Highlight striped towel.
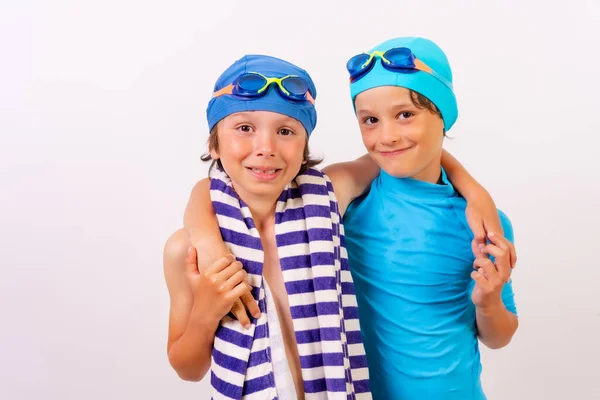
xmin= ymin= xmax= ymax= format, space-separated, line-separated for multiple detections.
xmin=208 ymin=167 xmax=371 ymax=400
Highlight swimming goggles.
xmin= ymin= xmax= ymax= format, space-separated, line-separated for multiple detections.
xmin=346 ymin=47 xmax=453 ymax=90
xmin=212 ymin=72 xmax=315 ymax=104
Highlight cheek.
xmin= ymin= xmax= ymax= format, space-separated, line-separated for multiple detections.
xmin=406 ymin=122 xmax=441 ymax=150
xmin=219 ymin=136 xmax=252 ymax=160
xmin=281 ymin=140 xmax=306 ymax=165
xmin=360 ymin=128 xmax=377 ymax=150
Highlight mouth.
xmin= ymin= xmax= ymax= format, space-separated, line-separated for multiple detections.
xmin=246 ymin=167 xmax=282 ymax=181
xmin=378 ymin=146 xmax=414 ymax=157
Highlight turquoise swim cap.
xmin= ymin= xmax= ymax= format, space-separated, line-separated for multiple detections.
xmin=349 ymin=37 xmax=458 ymax=132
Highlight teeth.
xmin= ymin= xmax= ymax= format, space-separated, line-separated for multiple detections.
xmin=252 ymin=168 xmax=276 ymax=174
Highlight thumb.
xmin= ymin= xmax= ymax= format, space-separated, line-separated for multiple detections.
xmin=185 ymin=246 xmax=199 ymax=275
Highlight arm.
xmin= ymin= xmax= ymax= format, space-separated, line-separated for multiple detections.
xmin=475 ymin=293 xmax=518 ymax=349
xmin=163 ymin=232 xmax=243 ymax=381
xmin=183 ymin=178 xmax=260 ymax=325
xmin=441 ymin=150 xmax=517 ymax=267
xmin=322 ymin=154 xmax=380 ymax=216
xmin=184 ymin=178 xmax=230 ymax=269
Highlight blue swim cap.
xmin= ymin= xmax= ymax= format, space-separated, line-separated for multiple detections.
xmin=206 ymin=55 xmax=317 ymax=137
xmin=350 ymin=37 xmax=458 ymax=132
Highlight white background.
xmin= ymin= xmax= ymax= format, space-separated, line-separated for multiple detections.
xmin=1 ymin=1 xmax=599 ymax=399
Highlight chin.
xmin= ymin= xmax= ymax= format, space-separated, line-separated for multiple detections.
xmin=374 ymin=159 xmax=413 ymax=178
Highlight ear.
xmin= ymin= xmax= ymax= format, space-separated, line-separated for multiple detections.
xmin=210 ymin=148 xmax=219 ymax=160
xmin=301 ymin=160 xmax=308 ymax=165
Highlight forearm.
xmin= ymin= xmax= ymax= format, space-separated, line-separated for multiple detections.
xmin=476 ymin=302 xmax=518 ymax=349
xmin=441 ymin=150 xmax=489 ymax=200
xmin=168 ymin=307 xmax=220 ymax=381
xmin=183 ymin=179 xmax=230 ymax=269
xmin=323 ymin=154 xmax=379 ymax=216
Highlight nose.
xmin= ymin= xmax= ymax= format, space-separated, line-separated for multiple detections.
xmin=379 ymin=121 xmax=401 ymax=146
xmin=254 ymin=131 xmax=276 ymax=158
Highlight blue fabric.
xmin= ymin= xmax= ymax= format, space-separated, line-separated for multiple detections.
xmin=207 ymin=54 xmax=317 ymax=136
xmin=349 ymin=37 xmax=459 ymax=132
xmin=343 ymin=168 xmax=517 ymax=400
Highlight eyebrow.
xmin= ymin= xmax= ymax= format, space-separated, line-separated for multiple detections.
xmin=228 ymin=113 xmax=302 ymax=129
xmin=390 ymin=102 xmax=414 ymax=109
xmin=356 ymin=102 xmax=415 ymax=116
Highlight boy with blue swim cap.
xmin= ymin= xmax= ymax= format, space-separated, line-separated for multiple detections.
xmin=344 ymin=37 xmax=519 ymax=399
xmin=164 ymin=54 xmax=373 ymax=400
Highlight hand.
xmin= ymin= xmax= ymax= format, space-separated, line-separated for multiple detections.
xmin=466 ymin=192 xmax=517 ymax=268
xmin=185 ymin=247 xmax=260 ymax=329
xmin=471 ymin=232 xmax=512 ymax=310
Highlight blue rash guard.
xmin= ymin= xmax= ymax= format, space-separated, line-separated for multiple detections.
xmin=343 ymin=168 xmax=517 ymax=400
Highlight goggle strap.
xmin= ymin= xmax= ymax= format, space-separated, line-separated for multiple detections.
xmin=414 ymin=59 xmax=432 ymax=74
xmin=212 ymin=84 xmax=234 ymax=98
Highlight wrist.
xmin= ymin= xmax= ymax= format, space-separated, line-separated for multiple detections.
xmin=476 ymin=299 xmax=506 ymax=317
xmin=464 ymin=183 xmax=489 ymax=201
xmin=190 ymin=303 xmax=221 ymax=334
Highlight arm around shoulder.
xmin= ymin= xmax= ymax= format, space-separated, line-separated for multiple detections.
xmin=323 ymin=154 xmax=379 ymax=216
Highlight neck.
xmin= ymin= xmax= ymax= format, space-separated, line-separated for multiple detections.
xmin=248 ymin=201 xmax=276 ymax=233
xmin=410 ymin=152 xmax=443 ymax=184
xmin=232 ymin=184 xmax=278 ymax=232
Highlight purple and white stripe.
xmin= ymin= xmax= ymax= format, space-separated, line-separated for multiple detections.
xmin=208 ymin=168 xmax=371 ymax=400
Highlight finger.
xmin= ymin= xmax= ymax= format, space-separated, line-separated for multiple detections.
xmin=482 ymin=244 xmax=510 ymax=283
xmin=472 ymin=239 xmax=485 ymax=258
xmin=230 ymin=298 xmax=251 ymax=329
xmin=473 ymin=257 xmax=499 ymax=282
xmin=508 ymin=241 xmax=517 ymax=269
xmin=204 ymin=255 xmax=237 ymax=277
xmin=471 ymin=269 xmax=490 ymax=290
xmin=469 ymin=216 xmax=486 ymax=255
xmin=488 ymin=231 xmax=517 ymax=270
xmin=212 ymin=261 xmax=243 ymax=286
xmin=506 ymin=239 xmax=517 ymax=268
xmin=185 ymin=247 xmax=199 ymax=276
xmin=220 ymin=268 xmax=247 ymax=292
xmin=240 ymin=289 xmax=261 ymax=319
xmin=487 ymin=232 xmax=509 ymax=251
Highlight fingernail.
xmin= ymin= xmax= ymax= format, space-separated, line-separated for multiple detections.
xmin=488 ymin=232 xmax=495 ymax=237
xmin=478 ymin=244 xmax=485 ymax=250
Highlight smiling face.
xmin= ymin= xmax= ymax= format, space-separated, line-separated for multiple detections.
xmin=210 ymin=110 xmax=307 ymax=202
xmin=354 ymin=86 xmax=445 ymax=183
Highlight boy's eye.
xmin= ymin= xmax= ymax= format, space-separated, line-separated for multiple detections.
xmin=398 ymin=112 xmax=414 ymax=120
xmin=237 ymin=125 xmax=253 ymax=133
xmin=278 ymin=128 xmax=295 ymax=136
xmin=363 ymin=117 xmax=378 ymax=125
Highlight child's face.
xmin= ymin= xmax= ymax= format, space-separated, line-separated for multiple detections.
xmin=354 ymin=86 xmax=445 ymax=182
xmin=211 ymin=111 xmax=307 ymax=201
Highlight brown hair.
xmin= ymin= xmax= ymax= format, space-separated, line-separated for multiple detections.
xmin=408 ymin=90 xmax=449 ymax=137
xmin=200 ymin=126 xmax=322 ymax=176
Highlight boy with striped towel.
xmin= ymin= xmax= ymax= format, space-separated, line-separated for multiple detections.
xmin=163 ymin=54 xmax=373 ymax=399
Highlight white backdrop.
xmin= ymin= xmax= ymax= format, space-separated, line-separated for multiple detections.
xmin=1 ymin=1 xmax=599 ymax=399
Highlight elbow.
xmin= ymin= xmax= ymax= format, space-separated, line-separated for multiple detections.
xmin=167 ymin=349 xmax=208 ymax=382
xmin=482 ymin=318 xmax=519 ymax=350
xmin=176 ymin=370 xmax=205 ymax=382
xmin=484 ymin=338 xmax=513 ymax=350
